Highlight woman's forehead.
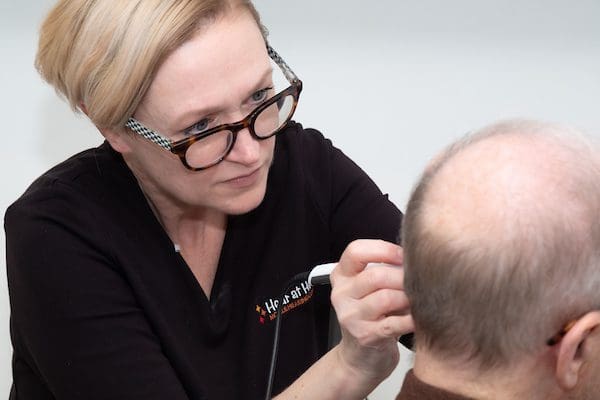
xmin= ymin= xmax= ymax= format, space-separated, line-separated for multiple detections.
xmin=140 ymin=9 xmax=270 ymax=125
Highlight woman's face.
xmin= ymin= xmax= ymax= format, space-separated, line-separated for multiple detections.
xmin=112 ymin=9 xmax=277 ymax=216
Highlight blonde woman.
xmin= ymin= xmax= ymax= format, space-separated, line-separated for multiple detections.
xmin=5 ymin=1 xmax=413 ymax=399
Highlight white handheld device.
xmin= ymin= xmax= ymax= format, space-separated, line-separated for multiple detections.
xmin=307 ymin=262 xmax=397 ymax=287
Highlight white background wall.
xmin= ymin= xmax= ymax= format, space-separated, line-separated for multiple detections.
xmin=1 ymin=0 xmax=599 ymax=398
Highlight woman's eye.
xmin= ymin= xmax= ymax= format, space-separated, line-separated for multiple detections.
xmin=251 ymin=88 xmax=272 ymax=103
xmin=185 ymin=118 xmax=210 ymax=135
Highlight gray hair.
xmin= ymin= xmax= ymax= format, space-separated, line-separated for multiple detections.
xmin=402 ymin=119 xmax=600 ymax=369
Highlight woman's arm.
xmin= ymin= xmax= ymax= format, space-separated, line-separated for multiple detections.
xmin=5 ymin=188 xmax=191 ymax=400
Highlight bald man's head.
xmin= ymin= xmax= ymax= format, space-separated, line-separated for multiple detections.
xmin=402 ymin=120 xmax=600 ymax=369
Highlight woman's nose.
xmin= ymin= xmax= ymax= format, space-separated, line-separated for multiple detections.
xmin=226 ymin=127 xmax=261 ymax=165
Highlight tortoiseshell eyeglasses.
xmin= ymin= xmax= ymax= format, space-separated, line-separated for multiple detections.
xmin=125 ymin=45 xmax=302 ymax=171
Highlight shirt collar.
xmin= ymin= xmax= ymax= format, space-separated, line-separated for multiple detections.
xmin=396 ymin=370 xmax=477 ymax=400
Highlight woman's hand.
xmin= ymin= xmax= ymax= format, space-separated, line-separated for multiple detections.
xmin=275 ymin=240 xmax=413 ymax=400
xmin=330 ymin=239 xmax=414 ymax=388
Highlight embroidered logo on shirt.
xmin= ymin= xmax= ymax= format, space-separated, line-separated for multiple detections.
xmin=255 ymin=279 xmax=314 ymax=324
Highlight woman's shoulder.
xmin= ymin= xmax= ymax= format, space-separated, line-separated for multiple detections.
xmin=278 ymin=120 xmax=330 ymax=148
xmin=5 ymin=142 xmax=136 ymax=229
xmin=9 ymin=143 xmax=132 ymax=209
xmin=276 ymin=120 xmax=369 ymax=180
xmin=275 ymin=121 xmax=338 ymax=171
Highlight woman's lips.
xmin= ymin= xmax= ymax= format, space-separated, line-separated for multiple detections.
xmin=222 ymin=166 xmax=262 ymax=188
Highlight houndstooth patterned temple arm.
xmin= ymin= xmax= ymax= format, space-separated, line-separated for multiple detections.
xmin=125 ymin=118 xmax=174 ymax=150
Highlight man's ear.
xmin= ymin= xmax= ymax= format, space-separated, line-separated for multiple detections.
xmin=555 ymin=311 xmax=600 ymax=390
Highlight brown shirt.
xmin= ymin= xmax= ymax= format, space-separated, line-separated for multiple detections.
xmin=396 ymin=370 xmax=476 ymax=400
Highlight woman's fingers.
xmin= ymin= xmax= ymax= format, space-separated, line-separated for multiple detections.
xmin=332 ymin=240 xmax=403 ymax=280
xmin=329 ymin=240 xmax=414 ymax=385
xmin=331 ymin=239 xmax=414 ymax=341
xmin=335 ymin=289 xmax=411 ymax=344
xmin=372 ymin=315 xmax=415 ymax=342
xmin=339 ymin=264 xmax=406 ymax=300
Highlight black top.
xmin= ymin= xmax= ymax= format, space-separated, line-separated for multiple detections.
xmin=5 ymin=122 xmax=402 ymax=400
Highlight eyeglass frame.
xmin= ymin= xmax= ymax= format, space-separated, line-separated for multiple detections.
xmin=124 ymin=44 xmax=303 ymax=171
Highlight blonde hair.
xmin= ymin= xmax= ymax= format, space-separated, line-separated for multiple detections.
xmin=402 ymin=120 xmax=600 ymax=369
xmin=36 ymin=0 xmax=266 ymax=129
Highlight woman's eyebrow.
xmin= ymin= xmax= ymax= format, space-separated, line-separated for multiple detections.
xmin=173 ymin=66 xmax=274 ymax=130
xmin=244 ymin=67 xmax=274 ymax=96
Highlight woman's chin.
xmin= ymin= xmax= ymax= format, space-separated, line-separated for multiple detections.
xmin=219 ymin=185 xmax=267 ymax=216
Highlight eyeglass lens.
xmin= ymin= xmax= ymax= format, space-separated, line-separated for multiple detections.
xmin=184 ymin=93 xmax=295 ymax=168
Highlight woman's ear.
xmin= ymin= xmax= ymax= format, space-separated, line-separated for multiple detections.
xmin=81 ymin=103 xmax=132 ymax=154
xmin=99 ymin=127 xmax=132 ymax=154
xmin=555 ymin=311 xmax=600 ymax=390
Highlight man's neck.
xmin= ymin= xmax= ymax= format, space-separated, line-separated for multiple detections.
xmin=412 ymin=348 xmax=555 ymax=400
